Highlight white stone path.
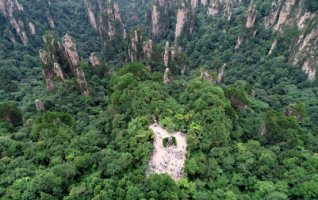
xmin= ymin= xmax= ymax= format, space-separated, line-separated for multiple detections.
xmin=146 ymin=124 xmax=188 ymax=181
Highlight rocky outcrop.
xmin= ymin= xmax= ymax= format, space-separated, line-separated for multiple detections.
xmin=218 ymin=64 xmax=226 ymax=83
xmin=263 ymin=0 xmax=282 ymax=29
xmin=63 ymin=34 xmax=80 ymax=73
xmin=164 ymin=41 xmax=169 ymax=67
xmin=29 ymin=22 xmax=36 ymax=34
xmin=0 ymin=0 xmax=31 ymax=45
xmin=292 ymin=28 xmax=318 ymax=80
xmin=124 ymin=29 xmax=127 ymax=38
xmin=47 ymin=14 xmax=55 ymax=29
xmin=8 ymin=30 xmax=16 ymax=42
xmin=89 ymin=53 xmax=100 ymax=67
xmin=246 ymin=4 xmax=257 ymax=28
xmin=151 ymin=0 xmax=170 ymax=35
xmin=151 ymin=4 xmax=160 ymax=35
xmin=143 ymin=40 xmax=153 ymax=60
xmin=35 ymin=100 xmax=46 ymax=111
xmin=39 ymin=50 xmax=56 ymax=93
xmin=250 ymin=90 xmax=255 ymax=97
xmin=10 ymin=19 xmax=28 ymax=45
xmin=23 ymin=119 xmax=33 ymax=127
xmin=0 ymin=0 xmax=23 ymax=17
xmin=297 ymin=11 xmax=312 ymax=29
xmin=129 ymin=28 xmax=143 ymax=62
xmin=258 ymin=122 xmax=266 ymax=136
xmin=200 ymin=69 xmax=216 ymax=84
xmin=54 ymin=63 xmax=66 ymax=86
xmin=84 ymin=0 xmax=98 ymax=31
xmin=274 ymin=0 xmax=295 ymax=31
xmin=302 ymin=61 xmax=316 ymax=80
xmin=76 ymin=68 xmax=89 ymax=96
xmin=113 ymin=2 xmax=123 ymax=25
xmin=40 ymin=33 xmax=90 ymax=95
xmin=98 ymin=1 xmax=124 ymax=42
xmin=62 ymin=34 xmax=89 ymax=95
xmin=191 ymin=0 xmax=198 ymax=13
xmin=98 ymin=0 xmax=105 ymax=12
xmin=207 ymin=0 xmax=220 ymax=16
xmin=283 ymin=104 xmax=303 ymax=122
xmin=143 ymin=39 xmax=153 ymax=70
xmin=235 ymin=36 xmax=243 ymax=49
xmin=223 ymin=0 xmax=233 ymax=20
xmin=175 ymin=0 xmax=189 ymax=46
xmin=268 ymin=39 xmax=277 ymax=55
xmin=201 ymin=0 xmax=208 ymax=6
xmin=229 ymin=94 xmax=247 ymax=112
xmin=164 ymin=68 xmax=172 ymax=84
xmin=171 ymin=47 xmax=175 ymax=61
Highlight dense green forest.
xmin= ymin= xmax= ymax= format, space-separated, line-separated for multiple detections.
xmin=1 ymin=0 xmax=318 ymax=199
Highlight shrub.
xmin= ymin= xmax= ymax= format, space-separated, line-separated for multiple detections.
xmin=162 ymin=136 xmax=177 ymax=147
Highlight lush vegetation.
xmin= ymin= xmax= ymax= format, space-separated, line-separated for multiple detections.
xmin=0 ymin=0 xmax=318 ymax=199
xmin=163 ymin=136 xmax=177 ymax=147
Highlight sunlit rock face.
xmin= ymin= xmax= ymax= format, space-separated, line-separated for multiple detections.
xmin=84 ymin=0 xmax=98 ymax=31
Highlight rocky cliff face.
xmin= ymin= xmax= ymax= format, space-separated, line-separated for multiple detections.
xmin=164 ymin=68 xmax=172 ymax=84
xmin=84 ymin=0 xmax=98 ymax=31
xmin=0 ymin=0 xmax=29 ymax=45
xmin=223 ymin=0 xmax=233 ymax=20
xmin=76 ymin=68 xmax=90 ymax=96
xmin=164 ymin=41 xmax=169 ymax=67
xmin=264 ymin=0 xmax=318 ymax=80
xmin=235 ymin=36 xmax=243 ymax=49
xmin=62 ymin=34 xmax=90 ymax=96
xmin=175 ymin=0 xmax=189 ymax=46
xmin=229 ymin=94 xmax=247 ymax=112
xmin=268 ymin=39 xmax=277 ymax=55
xmin=89 ymin=53 xmax=100 ymax=67
xmin=200 ymin=69 xmax=216 ymax=84
xmin=54 ymin=63 xmax=66 ymax=86
xmin=218 ymin=64 xmax=226 ymax=83
xmin=151 ymin=0 xmax=170 ymax=35
xmin=201 ymin=0 xmax=208 ymax=6
xmin=191 ymin=0 xmax=198 ymax=13
xmin=143 ymin=39 xmax=153 ymax=70
xmin=39 ymin=50 xmax=56 ymax=93
xmin=130 ymin=28 xmax=143 ymax=62
xmin=35 ymin=100 xmax=46 ymax=111
xmin=47 ymin=14 xmax=55 ymax=29
xmin=246 ymin=4 xmax=257 ymax=28
xmin=29 ymin=22 xmax=36 ymax=34
xmin=98 ymin=1 xmax=123 ymax=40
xmin=283 ymin=104 xmax=303 ymax=122
xmin=63 ymin=34 xmax=80 ymax=73
xmin=40 ymin=33 xmax=89 ymax=96
xmin=207 ymin=0 xmax=220 ymax=16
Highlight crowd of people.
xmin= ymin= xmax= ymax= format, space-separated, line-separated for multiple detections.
xmin=146 ymin=123 xmax=188 ymax=181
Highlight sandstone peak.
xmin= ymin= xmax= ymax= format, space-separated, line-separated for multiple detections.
xmin=35 ymin=100 xmax=46 ymax=111
xmin=175 ymin=0 xmax=189 ymax=47
xmin=246 ymin=4 xmax=257 ymax=28
xmin=84 ymin=0 xmax=98 ymax=31
xmin=63 ymin=34 xmax=80 ymax=73
xmin=89 ymin=53 xmax=100 ymax=67
xmin=218 ymin=64 xmax=226 ymax=83
xmin=164 ymin=68 xmax=172 ymax=84
xmin=200 ymin=69 xmax=216 ymax=84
